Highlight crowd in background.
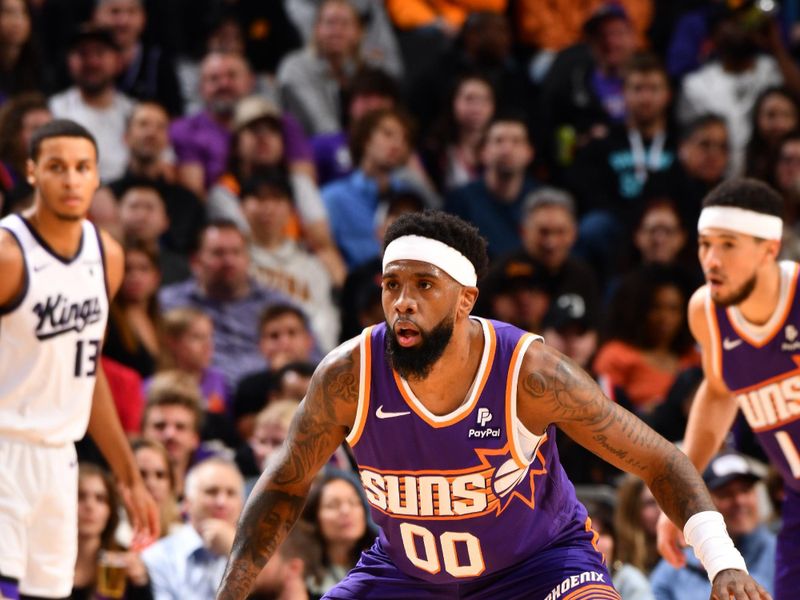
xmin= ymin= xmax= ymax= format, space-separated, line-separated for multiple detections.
xmin=0 ymin=0 xmax=796 ymax=598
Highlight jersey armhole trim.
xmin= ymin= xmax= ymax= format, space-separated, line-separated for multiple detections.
xmin=346 ymin=326 xmax=373 ymax=448
xmin=505 ymin=333 xmax=544 ymax=468
xmin=0 ymin=227 xmax=29 ymax=316
xmin=93 ymin=223 xmax=110 ymax=299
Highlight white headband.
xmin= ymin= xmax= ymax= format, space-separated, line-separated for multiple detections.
xmin=697 ymin=206 xmax=783 ymax=240
xmin=383 ymin=235 xmax=478 ymax=286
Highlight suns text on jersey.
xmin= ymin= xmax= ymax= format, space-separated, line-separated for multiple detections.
xmin=736 ymin=371 xmax=800 ymax=431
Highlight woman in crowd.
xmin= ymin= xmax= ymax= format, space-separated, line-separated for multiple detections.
xmin=72 ymin=464 xmax=152 ymax=599
xmin=745 ymin=86 xmax=800 ymax=182
xmin=131 ymin=439 xmax=182 ymax=539
xmin=301 ymin=471 xmax=376 ymax=597
xmin=103 ymin=241 xmax=161 ymax=378
xmin=0 ymin=0 xmax=44 ymax=103
xmin=613 ymin=474 xmax=662 ymax=576
xmin=593 ymin=264 xmax=700 ymax=413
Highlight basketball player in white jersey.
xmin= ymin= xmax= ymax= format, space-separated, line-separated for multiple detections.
xmin=0 ymin=120 xmax=158 ymax=599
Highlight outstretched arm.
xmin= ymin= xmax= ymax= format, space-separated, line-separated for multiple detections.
xmin=217 ymin=342 xmax=360 ymax=600
xmin=518 ymin=342 xmax=769 ymax=599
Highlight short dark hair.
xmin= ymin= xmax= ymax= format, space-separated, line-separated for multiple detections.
xmin=349 ymin=107 xmax=413 ymax=167
xmin=623 ymin=52 xmax=668 ymax=84
xmin=680 ymin=113 xmax=727 ymax=144
xmin=702 ymin=178 xmax=783 ymax=218
xmin=195 ymin=218 xmax=246 ymax=252
xmin=29 ymin=119 xmax=98 ymax=162
xmin=258 ymin=302 xmax=310 ymax=334
xmin=349 ymin=67 xmax=400 ymax=104
xmin=383 ymin=210 xmax=489 ymax=280
xmin=483 ymin=111 xmax=533 ymax=148
xmin=240 ymin=169 xmax=293 ymax=203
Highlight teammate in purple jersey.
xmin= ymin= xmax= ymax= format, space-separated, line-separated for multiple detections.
xmin=658 ymin=178 xmax=799 ymax=599
xmin=218 ymin=211 xmax=767 ymax=600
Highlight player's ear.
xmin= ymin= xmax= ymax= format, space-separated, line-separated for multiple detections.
xmin=458 ymin=286 xmax=479 ymax=318
xmin=764 ymin=238 xmax=781 ymax=261
xmin=26 ymin=158 xmax=36 ymax=186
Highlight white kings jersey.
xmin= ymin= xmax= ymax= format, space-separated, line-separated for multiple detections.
xmin=0 ymin=214 xmax=109 ymax=445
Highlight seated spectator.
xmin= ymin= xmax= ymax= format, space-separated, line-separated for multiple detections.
xmin=142 ymin=458 xmax=244 ymax=600
xmin=770 ymin=131 xmax=800 ymax=260
xmin=650 ymin=449 xmax=776 ymax=599
xmin=235 ymin=398 xmax=299 ymax=480
xmin=322 ymin=107 xmax=415 ymax=269
xmin=118 ymin=183 xmax=191 ymax=284
xmin=677 ymin=7 xmax=800 ymax=174
xmin=208 ymin=95 xmax=346 ymax=286
xmin=643 ymin=114 xmax=730 ymax=238
xmin=542 ymin=293 xmax=598 ymax=372
xmin=277 ymin=0 xmax=367 ymax=136
xmin=272 ymin=361 xmax=316 ymax=402
xmin=72 ymin=463 xmax=152 ymax=599
xmin=159 ymin=220 xmax=291 ymax=387
xmin=131 ymin=438 xmax=182 ymax=540
xmin=745 ymin=86 xmax=800 ymax=182
xmin=301 ymin=471 xmax=377 ymax=597
xmin=0 ymin=93 xmax=51 ymax=210
xmin=594 ymin=265 xmax=700 ymax=413
xmin=0 ymin=0 xmax=45 ymax=104
xmin=422 ymin=73 xmax=495 ymax=194
xmin=49 ymin=25 xmax=134 ymax=181
xmin=233 ymin=304 xmax=316 ymax=439
xmin=93 ymin=0 xmax=184 ymax=115
xmin=96 ymin=101 xmax=206 ymax=255
xmin=446 ymin=114 xmax=538 ymax=259
xmin=242 ymin=172 xmax=340 ymax=351
xmin=157 ymin=307 xmax=231 ymax=419
xmin=614 ymin=474 xmax=661 ymax=576
xmin=102 ymin=356 xmax=146 ymax=436
xmin=103 ymin=241 xmax=161 ymax=378
xmin=248 ymin=522 xmax=318 ymax=600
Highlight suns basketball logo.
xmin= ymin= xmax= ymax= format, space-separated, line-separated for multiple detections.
xmin=359 ymin=441 xmax=548 ymax=520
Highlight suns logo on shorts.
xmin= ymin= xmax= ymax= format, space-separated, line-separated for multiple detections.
xmin=358 ymin=441 xmax=548 ymax=520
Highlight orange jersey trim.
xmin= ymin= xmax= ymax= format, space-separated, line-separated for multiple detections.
xmin=505 ymin=333 xmax=538 ymax=467
xmin=346 ymin=326 xmax=373 ymax=447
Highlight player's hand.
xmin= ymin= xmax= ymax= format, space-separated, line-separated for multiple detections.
xmin=656 ymin=511 xmax=687 ymax=568
xmin=119 ymin=479 xmax=160 ymax=550
xmin=198 ymin=518 xmax=237 ymax=556
xmin=712 ymin=569 xmax=771 ymax=599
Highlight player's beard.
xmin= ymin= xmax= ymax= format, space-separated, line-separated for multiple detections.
xmin=385 ymin=313 xmax=455 ymax=380
xmin=712 ymin=272 xmax=757 ymax=307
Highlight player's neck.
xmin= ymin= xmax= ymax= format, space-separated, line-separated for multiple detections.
xmin=737 ymin=261 xmax=782 ymax=326
xmin=25 ymin=205 xmax=84 ymax=259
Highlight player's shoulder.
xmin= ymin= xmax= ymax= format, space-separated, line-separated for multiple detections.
xmin=95 ymin=227 xmax=123 ymax=264
xmin=315 ymin=335 xmax=362 ymax=383
xmin=0 ymin=227 xmax=25 ymax=307
xmin=687 ymin=284 xmax=712 ymax=341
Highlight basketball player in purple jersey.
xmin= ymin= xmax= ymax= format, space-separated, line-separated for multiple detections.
xmin=658 ymin=178 xmax=799 ymax=599
xmin=218 ymin=211 xmax=767 ymax=600
xmin=0 ymin=120 xmax=158 ymax=599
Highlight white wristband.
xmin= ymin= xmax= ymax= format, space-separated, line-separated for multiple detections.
xmin=683 ymin=511 xmax=748 ymax=583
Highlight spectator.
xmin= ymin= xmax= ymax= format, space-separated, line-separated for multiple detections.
xmin=103 ymin=240 xmax=161 ymax=378
xmin=142 ymin=457 xmax=244 ymax=600
xmin=101 ymin=356 xmax=146 ymax=436
xmin=0 ymin=92 xmax=52 ymax=211
xmin=248 ymin=523 xmax=317 ymax=600
xmin=159 ymin=220 xmax=291 ymax=387
xmin=643 ymin=114 xmax=730 ymax=236
xmin=768 ymin=131 xmax=800 ymax=261
xmin=0 ymin=0 xmax=45 ymax=103
xmin=141 ymin=373 xmax=204 ymax=498
xmin=677 ymin=7 xmax=800 ymax=174
xmin=631 ymin=199 xmax=692 ymax=271
xmin=72 ymin=463 xmax=152 ymax=599
xmin=539 ymin=3 xmax=637 ymax=169
xmin=481 ymin=187 xmax=600 ymax=324
xmin=157 ymin=307 xmax=231 ymax=420
xmin=745 ymin=86 xmax=800 ymax=182
xmin=93 ymin=0 xmax=184 ymax=115
xmin=241 ymin=172 xmax=340 ymax=351
xmin=131 ymin=438 xmax=182 ymax=539
xmin=118 ymin=184 xmax=191 ymax=284
xmin=272 ymin=361 xmax=316 ymax=403
xmin=445 ymin=114 xmax=538 ymax=259
xmin=478 ymin=255 xmax=552 ymax=332
xmin=322 ymin=107 xmax=414 ymax=268
xmin=233 ymin=304 xmax=316 ymax=440
xmin=49 ymin=25 xmax=134 ymax=181
xmin=97 ymin=101 xmax=206 ymax=255
xmin=594 ymin=265 xmax=700 ymax=413
xmin=208 ymin=95 xmax=345 ymax=286
xmin=422 ymin=73 xmax=496 ymax=193
xmin=277 ymin=0 xmax=367 ymax=136
xmin=614 ymin=474 xmax=661 ymax=575
xmin=311 ymin=66 xmax=401 ymax=185
xmin=235 ymin=398 xmax=299 ymax=480
xmin=301 ymin=471 xmax=377 ymax=597
xmin=650 ymin=449 xmax=777 ymax=599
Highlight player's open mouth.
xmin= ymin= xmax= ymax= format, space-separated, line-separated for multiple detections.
xmin=395 ymin=323 xmax=420 ymax=347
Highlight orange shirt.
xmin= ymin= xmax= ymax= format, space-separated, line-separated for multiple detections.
xmin=386 ymin=0 xmax=507 ymax=30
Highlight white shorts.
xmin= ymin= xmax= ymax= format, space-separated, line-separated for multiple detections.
xmin=0 ymin=438 xmax=78 ymax=598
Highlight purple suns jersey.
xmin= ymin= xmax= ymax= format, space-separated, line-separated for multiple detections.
xmin=344 ymin=317 xmax=594 ymax=584
xmin=707 ymin=261 xmax=800 ymax=492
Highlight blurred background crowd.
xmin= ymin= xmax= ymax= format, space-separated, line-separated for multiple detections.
xmin=1 ymin=0 xmax=796 ymax=598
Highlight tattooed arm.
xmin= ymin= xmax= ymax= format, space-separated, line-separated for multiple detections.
xmin=518 ymin=342 xmax=770 ymax=599
xmin=216 ymin=340 xmax=361 ymax=600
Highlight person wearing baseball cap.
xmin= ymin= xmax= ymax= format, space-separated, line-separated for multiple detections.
xmin=650 ymin=448 xmax=776 ymax=599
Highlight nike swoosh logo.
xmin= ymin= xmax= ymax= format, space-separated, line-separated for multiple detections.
xmin=33 ymin=263 xmax=49 ymax=272
xmin=376 ymin=405 xmax=411 ymax=419
xmin=723 ymin=337 xmax=743 ymax=350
